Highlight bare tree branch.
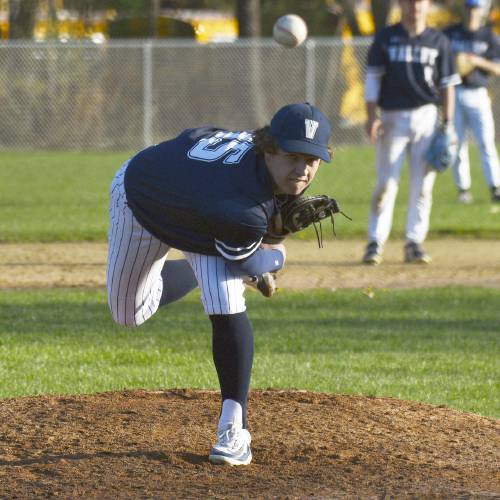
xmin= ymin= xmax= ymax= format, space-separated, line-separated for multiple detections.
xmin=236 ymin=0 xmax=260 ymax=38
xmin=8 ymin=0 xmax=38 ymax=39
xmin=371 ymin=0 xmax=395 ymax=31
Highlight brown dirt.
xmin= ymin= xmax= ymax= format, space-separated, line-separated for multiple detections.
xmin=1 ymin=240 xmax=499 ymax=498
xmin=1 ymin=238 xmax=500 ymax=289
xmin=0 ymin=390 xmax=499 ymax=498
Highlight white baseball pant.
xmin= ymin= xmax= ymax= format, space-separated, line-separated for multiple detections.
xmin=453 ymin=86 xmax=500 ymax=191
xmin=107 ymin=162 xmax=246 ymax=327
xmin=368 ymin=104 xmax=438 ymax=246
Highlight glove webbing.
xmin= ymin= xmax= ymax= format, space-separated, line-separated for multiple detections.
xmin=313 ymin=210 xmax=352 ymax=248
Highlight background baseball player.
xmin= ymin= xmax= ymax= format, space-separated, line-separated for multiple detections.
xmin=362 ymin=0 xmax=461 ymax=265
xmin=444 ymin=0 xmax=500 ymax=204
xmin=106 ymin=103 xmax=333 ymax=466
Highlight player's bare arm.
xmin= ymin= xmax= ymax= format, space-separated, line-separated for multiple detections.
xmin=467 ymin=55 xmax=500 ymax=77
xmin=363 ymin=37 xmax=384 ymax=143
xmin=440 ymin=85 xmax=455 ymax=127
xmin=365 ymin=102 xmax=383 ymax=143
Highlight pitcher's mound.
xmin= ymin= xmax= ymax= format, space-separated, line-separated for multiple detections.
xmin=0 ymin=390 xmax=498 ymax=498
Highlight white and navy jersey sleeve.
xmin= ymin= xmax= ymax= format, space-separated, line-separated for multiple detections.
xmin=366 ymin=31 xmax=387 ymax=79
xmin=212 ymin=196 xmax=269 ymax=261
xmin=438 ymin=35 xmax=460 ymax=88
xmin=213 ymin=209 xmax=285 ymax=276
xmin=209 ymin=197 xmax=286 ymax=276
xmin=445 ymin=24 xmax=499 ymax=88
xmin=214 ymin=238 xmax=263 ymax=261
xmin=367 ymin=23 xmax=460 ymax=110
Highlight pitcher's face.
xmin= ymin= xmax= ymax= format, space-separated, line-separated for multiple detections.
xmin=265 ymin=149 xmax=321 ymax=195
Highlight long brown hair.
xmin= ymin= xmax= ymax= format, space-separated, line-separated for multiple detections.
xmin=253 ymin=126 xmax=279 ymax=155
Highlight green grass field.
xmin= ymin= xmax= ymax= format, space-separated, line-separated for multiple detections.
xmin=0 ymin=147 xmax=499 ymax=242
xmin=0 ymin=288 xmax=498 ymax=417
xmin=0 ymin=149 xmax=498 ymax=419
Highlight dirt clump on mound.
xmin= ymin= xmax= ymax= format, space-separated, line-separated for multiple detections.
xmin=0 ymin=389 xmax=498 ymax=498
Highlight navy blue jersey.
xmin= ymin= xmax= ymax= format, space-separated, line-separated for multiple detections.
xmin=444 ymin=23 xmax=499 ymax=88
xmin=366 ymin=23 xmax=460 ymax=110
xmin=124 ymin=127 xmax=277 ymax=259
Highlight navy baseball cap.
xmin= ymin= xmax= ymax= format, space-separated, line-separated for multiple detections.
xmin=464 ymin=0 xmax=485 ymax=7
xmin=270 ymin=103 xmax=332 ymax=162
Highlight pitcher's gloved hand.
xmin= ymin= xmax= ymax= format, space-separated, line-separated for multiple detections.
xmin=263 ymin=194 xmax=351 ymax=247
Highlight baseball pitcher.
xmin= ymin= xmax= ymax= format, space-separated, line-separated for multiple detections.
xmin=107 ymin=103 xmax=333 ymax=466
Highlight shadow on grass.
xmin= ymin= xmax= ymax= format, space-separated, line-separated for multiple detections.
xmin=0 ymin=288 xmax=498 ymax=353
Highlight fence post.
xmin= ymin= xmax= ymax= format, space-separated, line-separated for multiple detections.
xmin=305 ymin=39 xmax=316 ymax=104
xmin=143 ymin=41 xmax=153 ymax=147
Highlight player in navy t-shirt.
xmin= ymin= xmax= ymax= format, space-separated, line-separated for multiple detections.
xmin=444 ymin=0 xmax=500 ymax=204
xmin=106 ymin=103 xmax=333 ymax=466
xmin=362 ymin=0 xmax=460 ymax=266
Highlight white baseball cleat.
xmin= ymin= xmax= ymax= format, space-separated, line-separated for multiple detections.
xmin=208 ymin=423 xmax=252 ymax=466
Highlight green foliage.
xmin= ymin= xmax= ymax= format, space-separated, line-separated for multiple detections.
xmin=1 ymin=147 xmax=499 ymax=242
xmin=0 ymin=288 xmax=498 ymax=417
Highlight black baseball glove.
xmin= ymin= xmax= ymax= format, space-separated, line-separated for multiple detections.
xmin=263 ymin=194 xmax=351 ymax=247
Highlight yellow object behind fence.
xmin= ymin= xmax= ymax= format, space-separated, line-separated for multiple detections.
xmin=339 ymin=24 xmax=368 ymax=127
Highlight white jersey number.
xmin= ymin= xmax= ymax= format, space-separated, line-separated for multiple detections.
xmin=188 ymin=131 xmax=253 ymax=165
xmin=424 ymin=66 xmax=435 ymax=89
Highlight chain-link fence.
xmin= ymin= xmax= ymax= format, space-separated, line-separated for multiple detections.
xmin=1 ymin=38 xmax=499 ymax=150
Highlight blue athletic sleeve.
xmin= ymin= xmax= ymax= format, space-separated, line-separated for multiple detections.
xmin=225 ymin=248 xmax=285 ymax=277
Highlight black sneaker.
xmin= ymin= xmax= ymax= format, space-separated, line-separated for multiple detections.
xmin=404 ymin=242 xmax=431 ymax=264
xmin=491 ymin=186 xmax=500 ymax=203
xmin=362 ymin=241 xmax=383 ymax=265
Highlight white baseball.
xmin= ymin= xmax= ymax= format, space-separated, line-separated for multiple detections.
xmin=273 ymin=14 xmax=308 ymax=48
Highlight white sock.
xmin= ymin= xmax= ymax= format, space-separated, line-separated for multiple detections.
xmin=218 ymin=399 xmax=243 ymax=429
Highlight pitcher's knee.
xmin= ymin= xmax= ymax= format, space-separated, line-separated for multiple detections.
xmin=108 ymin=299 xmax=149 ymax=328
xmin=109 ymin=308 xmax=138 ymax=327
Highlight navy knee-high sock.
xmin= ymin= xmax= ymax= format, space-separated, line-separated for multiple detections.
xmin=159 ymin=259 xmax=198 ymax=306
xmin=210 ymin=312 xmax=254 ymax=428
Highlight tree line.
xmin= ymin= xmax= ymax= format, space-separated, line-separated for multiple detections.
xmin=6 ymin=0 xmax=473 ymax=39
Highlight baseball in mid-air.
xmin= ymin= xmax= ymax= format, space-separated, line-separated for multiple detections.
xmin=273 ymin=14 xmax=308 ymax=48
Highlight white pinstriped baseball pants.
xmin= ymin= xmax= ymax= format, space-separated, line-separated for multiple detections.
xmin=368 ymin=104 xmax=438 ymax=246
xmin=453 ymin=86 xmax=500 ymax=191
xmin=106 ymin=162 xmax=246 ymax=327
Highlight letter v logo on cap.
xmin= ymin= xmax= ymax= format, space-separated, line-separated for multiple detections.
xmin=304 ymin=119 xmax=319 ymax=139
